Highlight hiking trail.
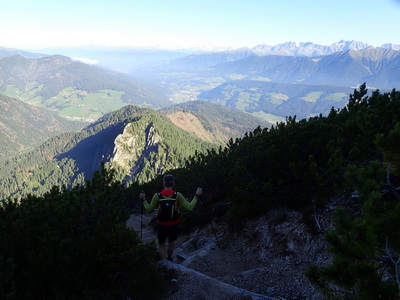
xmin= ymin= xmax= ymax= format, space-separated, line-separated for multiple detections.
xmin=127 ymin=208 xmax=331 ymax=300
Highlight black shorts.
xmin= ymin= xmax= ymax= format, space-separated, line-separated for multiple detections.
xmin=157 ymin=224 xmax=180 ymax=244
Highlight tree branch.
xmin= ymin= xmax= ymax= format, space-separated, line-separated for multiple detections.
xmin=385 ymin=237 xmax=400 ymax=292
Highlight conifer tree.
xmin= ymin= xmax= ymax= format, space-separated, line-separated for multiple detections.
xmin=0 ymin=164 xmax=161 ymax=299
xmin=306 ymin=159 xmax=400 ymax=299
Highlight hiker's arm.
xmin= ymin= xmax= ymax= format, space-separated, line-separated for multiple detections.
xmin=142 ymin=193 xmax=159 ymax=213
xmin=178 ymin=187 xmax=203 ymax=211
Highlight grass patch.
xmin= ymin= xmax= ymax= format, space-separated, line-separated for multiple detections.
xmin=227 ymin=74 xmax=247 ymax=80
xmin=268 ymin=93 xmax=289 ymax=105
xmin=324 ymin=92 xmax=348 ymax=102
xmin=301 ymin=91 xmax=323 ymax=103
xmin=251 ymin=111 xmax=285 ymax=124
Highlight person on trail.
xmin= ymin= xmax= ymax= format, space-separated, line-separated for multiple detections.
xmin=139 ymin=174 xmax=203 ymax=261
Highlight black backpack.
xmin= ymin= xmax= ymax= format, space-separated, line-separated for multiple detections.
xmin=157 ymin=192 xmax=180 ymax=222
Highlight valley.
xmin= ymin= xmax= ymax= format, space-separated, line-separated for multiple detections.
xmin=1 ymin=40 xmax=400 ymax=203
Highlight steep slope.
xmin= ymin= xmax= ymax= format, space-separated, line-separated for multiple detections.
xmin=304 ymin=48 xmax=400 ymax=87
xmin=0 ymin=94 xmax=86 ymax=160
xmin=0 ymin=55 xmax=171 ymax=121
xmin=159 ymin=101 xmax=270 ymax=143
xmin=0 ymin=105 xmax=216 ymax=201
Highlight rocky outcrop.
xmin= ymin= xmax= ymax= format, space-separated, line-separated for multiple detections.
xmin=111 ymin=120 xmax=166 ymax=184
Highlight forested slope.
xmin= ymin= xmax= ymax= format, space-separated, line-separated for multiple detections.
xmin=0 ymin=55 xmax=170 ymax=121
xmin=0 ymin=105 xmax=215 ymax=201
xmin=159 ymin=100 xmax=271 ymax=143
xmin=0 ymin=94 xmax=86 ymax=160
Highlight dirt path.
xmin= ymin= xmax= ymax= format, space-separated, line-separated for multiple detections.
xmin=126 ymin=212 xmax=326 ymax=300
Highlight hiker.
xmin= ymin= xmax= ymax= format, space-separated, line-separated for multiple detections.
xmin=139 ymin=174 xmax=203 ymax=261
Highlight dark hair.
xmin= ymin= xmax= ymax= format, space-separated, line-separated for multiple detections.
xmin=163 ymin=174 xmax=175 ymax=188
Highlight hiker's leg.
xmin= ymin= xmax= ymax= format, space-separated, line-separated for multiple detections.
xmin=167 ymin=239 xmax=175 ymax=260
xmin=167 ymin=224 xmax=180 ymax=261
xmin=157 ymin=225 xmax=168 ymax=260
xmin=158 ymin=242 xmax=167 ymax=260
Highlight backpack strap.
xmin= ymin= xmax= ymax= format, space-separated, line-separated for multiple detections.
xmin=156 ymin=191 xmax=180 ymax=223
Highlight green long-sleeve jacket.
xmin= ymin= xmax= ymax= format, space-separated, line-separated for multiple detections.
xmin=143 ymin=189 xmax=199 ymax=225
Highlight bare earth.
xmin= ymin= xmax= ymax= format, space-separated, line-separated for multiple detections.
xmin=127 ymin=208 xmax=333 ymax=300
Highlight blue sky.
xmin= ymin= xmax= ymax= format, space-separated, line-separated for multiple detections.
xmin=2 ymin=0 xmax=400 ymax=50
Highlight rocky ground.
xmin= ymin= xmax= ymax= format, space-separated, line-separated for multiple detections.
xmin=127 ymin=205 xmax=334 ymax=300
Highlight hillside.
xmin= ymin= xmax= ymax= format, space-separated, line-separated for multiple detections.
xmin=0 ymin=99 xmax=267 ymax=200
xmin=0 ymin=46 xmax=47 ymax=59
xmin=0 ymin=105 xmax=216 ymax=201
xmin=198 ymin=81 xmax=354 ymax=120
xmin=0 ymin=55 xmax=170 ymax=121
xmin=0 ymin=94 xmax=86 ymax=160
xmin=159 ymin=100 xmax=270 ymax=143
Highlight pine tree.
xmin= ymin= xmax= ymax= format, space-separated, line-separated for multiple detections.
xmin=0 ymin=164 xmax=162 ymax=299
xmin=306 ymin=159 xmax=400 ymax=300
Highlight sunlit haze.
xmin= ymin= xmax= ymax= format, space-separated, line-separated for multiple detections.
xmin=2 ymin=0 xmax=400 ymax=51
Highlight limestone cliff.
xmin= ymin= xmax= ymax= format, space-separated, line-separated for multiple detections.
xmin=110 ymin=114 xmax=214 ymax=184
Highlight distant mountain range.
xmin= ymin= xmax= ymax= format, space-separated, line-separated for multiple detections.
xmin=1 ymin=40 xmax=400 ymax=123
xmin=2 ymin=40 xmax=400 ymax=72
xmin=206 ymin=48 xmax=400 ymax=88
xmin=142 ymin=42 xmax=400 ymax=77
xmin=135 ymin=46 xmax=400 ymax=120
xmin=251 ymin=40 xmax=400 ymax=56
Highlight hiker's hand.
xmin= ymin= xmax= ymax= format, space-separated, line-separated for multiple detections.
xmin=196 ymin=187 xmax=203 ymax=197
xmin=139 ymin=191 xmax=146 ymax=200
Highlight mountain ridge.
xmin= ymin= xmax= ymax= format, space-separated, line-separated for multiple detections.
xmin=135 ymin=40 xmax=400 ymax=74
xmin=0 ymin=101 xmax=263 ymax=200
xmin=159 ymin=100 xmax=271 ymax=143
xmin=3 ymin=40 xmax=398 ymax=72
xmin=0 ymin=54 xmax=171 ymax=121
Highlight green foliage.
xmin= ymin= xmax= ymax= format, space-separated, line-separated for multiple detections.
xmin=148 ymin=85 xmax=400 ymax=225
xmin=375 ymin=122 xmax=400 ymax=177
xmin=0 ymin=104 xmax=214 ymax=201
xmin=0 ymin=94 xmax=85 ymax=160
xmin=0 ymin=165 xmax=161 ymax=299
xmin=306 ymin=160 xmax=400 ymax=299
